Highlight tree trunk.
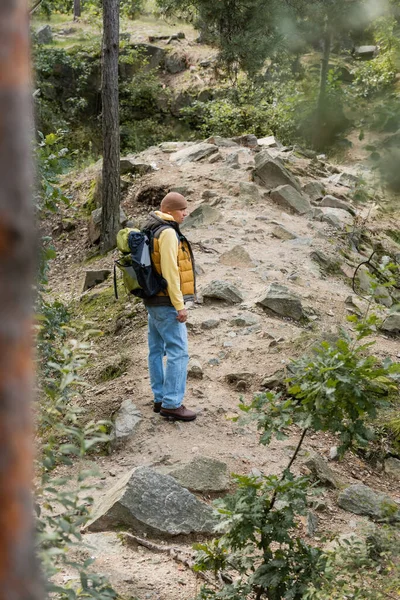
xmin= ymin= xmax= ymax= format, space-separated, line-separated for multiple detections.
xmin=100 ymin=0 xmax=120 ymax=254
xmin=313 ymin=23 xmax=332 ymax=150
xmin=0 ymin=1 xmax=43 ymax=599
xmin=73 ymin=0 xmax=81 ymax=20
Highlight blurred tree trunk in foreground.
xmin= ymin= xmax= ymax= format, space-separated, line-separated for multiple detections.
xmin=100 ymin=0 xmax=120 ymax=253
xmin=0 ymin=1 xmax=43 ymax=599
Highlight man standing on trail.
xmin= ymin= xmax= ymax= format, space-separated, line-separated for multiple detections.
xmin=142 ymin=192 xmax=197 ymax=422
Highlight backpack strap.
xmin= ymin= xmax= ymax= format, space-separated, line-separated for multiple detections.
xmin=113 ymin=261 xmax=119 ymax=300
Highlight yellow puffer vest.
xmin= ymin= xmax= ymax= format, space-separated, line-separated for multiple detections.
xmin=151 ymin=234 xmax=195 ymax=300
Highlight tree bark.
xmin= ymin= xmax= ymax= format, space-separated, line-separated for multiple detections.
xmin=0 ymin=1 xmax=43 ymax=599
xmin=73 ymin=0 xmax=81 ymax=20
xmin=313 ymin=23 xmax=332 ymax=150
xmin=100 ymin=0 xmax=120 ymax=254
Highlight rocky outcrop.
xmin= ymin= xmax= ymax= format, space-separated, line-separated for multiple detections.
xmin=170 ymin=143 xmax=218 ymax=166
xmin=257 ymin=283 xmax=305 ymax=321
xmin=111 ymin=400 xmax=142 ymax=448
xmin=253 ymin=151 xmax=301 ymax=192
xmin=182 ymin=204 xmax=221 ymax=228
xmin=86 ymin=467 xmax=217 ymax=537
xmin=82 ymin=270 xmax=111 ymax=292
xmin=201 ymin=280 xmax=244 ymax=304
xmin=163 ymin=456 xmax=229 ymax=493
xmin=381 ymin=312 xmax=400 ymax=335
xmin=337 ymin=484 xmax=400 ymax=522
xmin=270 ymin=185 xmax=312 ymax=215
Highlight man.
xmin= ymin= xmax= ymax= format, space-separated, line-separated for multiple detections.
xmin=142 ymin=192 xmax=197 ymax=422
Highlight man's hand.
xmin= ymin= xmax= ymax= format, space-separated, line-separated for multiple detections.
xmin=177 ymin=309 xmax=188 ymax=323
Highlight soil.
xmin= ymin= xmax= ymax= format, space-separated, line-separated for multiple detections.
xmin=45 ymin=139 xmax=400 ymax=599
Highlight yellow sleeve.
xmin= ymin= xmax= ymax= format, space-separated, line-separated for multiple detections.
xmin=158 ymin=228 xmax=185 ymax=311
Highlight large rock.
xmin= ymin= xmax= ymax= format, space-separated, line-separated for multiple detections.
xmin=271 ymin=224 xmax=297 ymax=240
xmin=329 ymin=172 xmax=360 ymax=188
xmin=302 ymin=181 xmax=325 ymax=202
xmin=130 ymin=43 xmax=166 ymax=70
xmin=337 ymin=484 xmax=400 ymax=522
xmin=36 ymin=25 xmax=53 ymax=44
xmin=256 ymin=283 xmax=305 ymax=321
xmin=320 ymin=195 xmax=355 ymax=214
xmin=88 ymin=207 xmax=128 ymax=244
xmin=111 ymin=400 xmax=142 ymax=448
xmin=165 ymin=52 xmax=188 ymax=74
xmin=206 ymin=136 xmax=239 ymax=147
xmin=270 ymin=185 xmax=312 ymax=215
xmin=182 ymin=204 xmax=221 ymax=229
xmin=258 ymin=135 xmax=281 ymax=148
xmin=82 ymin=269 xmax=111 ymax=292
xmin=303 ymin=451 xmax=343 ymax=489
xmin=86 ymin=467 xmax=217 ymax=537
xmin=120 ymin=158 xmax=156 ymax=176
xmin=385 ymin=457 xmax=400 ymax=480
xmin=170 ymin=143 xmax=218 ymax=166
xmin=316 ymin=206 xmax=353 ymax=228
xmin=354 ymin=45 xmax=378 ymax=59
xmin=239 ymin=181 xmax=262 ymax=203
xmin=220 ymin=245 xmax=253 ymax=267
xmin=202 ymin=280 xmax=244 ymax=304
xmin=164 ymin=456 xmax=229 ymax=493
xmin=232 ymin=134 xmax=258 ymax=148
xmin=187 ymin=358 xmax=203 ymax=379
xmin=381 ymin=313 xmax=400 ymax=335
xmin=253 ymin=151 xmax=301 ymax=192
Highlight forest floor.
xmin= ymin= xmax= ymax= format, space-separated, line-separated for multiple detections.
xmin=44 ymin=135 xmax=400 ymax=599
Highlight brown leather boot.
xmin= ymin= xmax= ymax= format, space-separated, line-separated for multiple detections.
xmin=160 ymin=405 xmax=197 ymax=421
xmin=153 ymin=402 xmax=162 ymax=413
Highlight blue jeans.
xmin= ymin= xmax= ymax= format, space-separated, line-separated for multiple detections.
xmin=146 ymin=305 xmax=189 ymax=409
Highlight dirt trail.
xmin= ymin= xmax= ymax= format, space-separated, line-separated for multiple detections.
xmin=48 ymin=142 xmax=400 ymax=599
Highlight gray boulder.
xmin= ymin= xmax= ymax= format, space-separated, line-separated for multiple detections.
xmin=239 ymin=181 xmax=262 ymax=203
xmin=220 ymin=245 xmax=253 ymax=267
xmin=258 ymin=135 xmax=281 ymax=149
xmin=270 ymin=185 xmax=312 ymax=215
xmin=120 ymin=158 xmax=156 ymax=176
xmin=201 ymin=318 xmax=221 ymax=329
xmin=226 ymin=152 xmax=240 ymax=169
xmin=165 ymin=52 xmax=188 ymax=74
xmin=256 ymin=283 xmax=305 ymax=321
xmin=36 ymin=25 xmax=53 ymax=44
xmin=170 ymin=143 xmax=218 ymax=166
xmin=303 ymin=451 xmax=343 ymax=489
xmin=302 ymin=181 xmax=325 ymax=202
xmin=310 ymin=250 xmax=340 ymax=274
xmin=271 ymin=224 xmax=297 ymax=240
xmin=130 ymin=43 xmax=166 ymax=70
xmin=381 ymin=313 xmax=400 ymax=335
xmin=316 ymin=206 xmax=353 ymax=228
xmin=384 ymin=457 xmax=400 ymax=480
xmin=111 ymin=400 xmax=142 ymax=448
xmin=329 ymin=172 xmax=360 ymax=188
xmin=337 ymin=484 xmax=400 ymax=522
xmin=187 ymin=358 xmax=203 ymax=379
xmin=88 ymin=207 xmax=128 ymax=244
xmin=205 ymin=136 xmax=239 ymax=147
xmin=164 ymin=456 xmax=229 ymax=493
xmin=202 ymin=280 xmax=244 ymax=304
xmin=181 ymin=204 xmax=221 ymax=229
xmin=253 ymin=151 xmax=301 ymax=192
xmin=86 ymin=467 xmax=217 ymax=537
xmin=82 ymin=269 xmax=111 ymax=292
xmin=232 ymin=134 xmax=258 ymax=148
xmin=354 ymin=45 xmax=378 ymax=59
xmin=320 ymin=195 xmax=355 ymax=214
xmin=230 ymin=313 xmax=259 ymax=327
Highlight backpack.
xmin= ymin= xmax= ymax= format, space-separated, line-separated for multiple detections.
xmin=114 ymin=226 xmax=168 ymax=299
